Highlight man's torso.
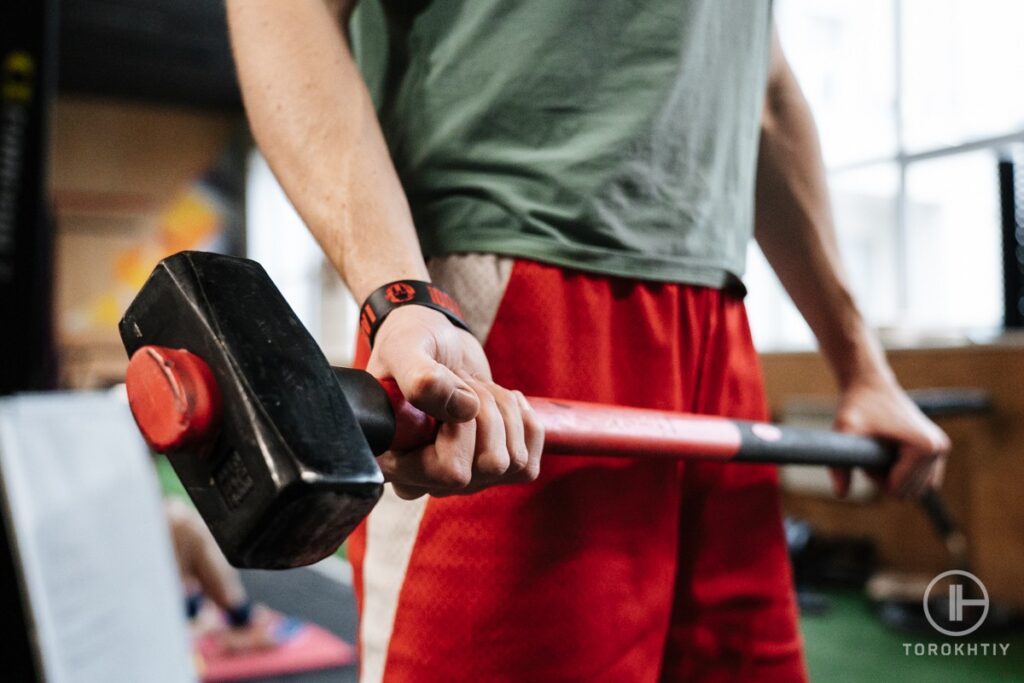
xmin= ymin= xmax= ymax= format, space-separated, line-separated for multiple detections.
xmin=352 ymin=0 xmax=773 ymax=288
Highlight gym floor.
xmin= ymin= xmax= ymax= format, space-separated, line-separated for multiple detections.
xmin=158 ymin=461 xmax=1024 ymax=682
xmin=801 ymin=591 xmax=1024 ymax=682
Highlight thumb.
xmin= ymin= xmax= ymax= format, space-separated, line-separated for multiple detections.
xmin=389 ymin=349 xmax=479 ymax=422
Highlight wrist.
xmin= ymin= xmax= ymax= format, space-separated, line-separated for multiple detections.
xmin=832 ymin=339 xmax=897 ymax=392
xmin=822 ymin=316 xmax=896 ymax=392
xmin=346 ymin=261 xmax=431 ymax=306
xmin=359 ymin=279 xmax=470 ymax=346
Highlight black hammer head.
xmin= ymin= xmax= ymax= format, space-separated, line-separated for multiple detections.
xmin=120 ymin=251 xmax=384 ymax=569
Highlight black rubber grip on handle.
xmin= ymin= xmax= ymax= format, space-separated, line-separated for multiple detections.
xmin=920 ymin=488 xmax=959 ymax=538
xmin=331 ymin=367 xmax=396 ymax=455
xmin=733 ymin=422 xmax=897 ymax=469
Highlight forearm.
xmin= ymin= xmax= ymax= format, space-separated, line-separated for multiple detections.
xmin=754 ymin=49 xmax=893 ymax=390
xmin=226 ymin=0 xmax=426 ymax=302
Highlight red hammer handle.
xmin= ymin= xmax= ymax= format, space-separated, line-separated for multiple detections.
xmin=378 ymin=380 xmax=896 ymax=470
xmin=380 ymin=389 xmax=739 ymax=458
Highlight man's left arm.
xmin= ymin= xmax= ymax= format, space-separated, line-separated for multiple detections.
xmin=754 ymin=27 xmax=950 ymax=499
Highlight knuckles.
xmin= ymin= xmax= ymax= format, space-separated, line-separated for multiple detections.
xmin=476 ymin=386 xmax=499 ymax=411
xmin=431 ymin=462 xmax=472 ymax=489
xmin=406 ymin=365 xmax=447 ymax=404
xmin=475 ymin=451 xmax=511 ymax=477
xmin=507 ymin=447 xmax=529 ymax=471
xmin=833 ymin=412 xmax=864 ymax=433
xmin=520 ymin=461 xmax=541 ymax=482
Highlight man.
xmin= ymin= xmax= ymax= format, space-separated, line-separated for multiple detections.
xmin=226 ymin=1 xmax=950 ymax=680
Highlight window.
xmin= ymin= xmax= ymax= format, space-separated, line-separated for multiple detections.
xmin=748 ymin=0 xmax=1024 ymax=350
xmin=246 ymin=151 xmax=359 ymax=364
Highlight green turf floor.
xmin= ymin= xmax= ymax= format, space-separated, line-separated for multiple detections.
xmin=801 ymin=590 xmax=1024 ymax=682
xmin=156 ymin=454 xmax=188 ymax=500
xmin=157 ymin=458 xmax=1021 ymax=680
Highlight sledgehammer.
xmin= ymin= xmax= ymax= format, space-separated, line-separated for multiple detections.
xmin=120 ymin=251 xmax=896 ymax=569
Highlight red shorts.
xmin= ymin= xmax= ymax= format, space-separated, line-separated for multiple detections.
xmin=350 ymin=257 xmax=806 ymax=682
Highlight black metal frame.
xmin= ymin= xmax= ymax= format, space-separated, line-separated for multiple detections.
xmin=1000 ymin=156 xmax=1024 ymax=328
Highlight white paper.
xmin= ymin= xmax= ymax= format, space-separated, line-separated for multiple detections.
xmin=0 ymin=392 xmax=195 ymax=683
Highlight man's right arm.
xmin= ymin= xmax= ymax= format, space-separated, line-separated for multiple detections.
xmin=226 ymin=0 xmax=543 ymax=497
xmin=226 ymin=0 xmax=417 ymax=304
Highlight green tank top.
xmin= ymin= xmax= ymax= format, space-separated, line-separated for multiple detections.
xmin=352 ymin=0 xmax=773 ymax=288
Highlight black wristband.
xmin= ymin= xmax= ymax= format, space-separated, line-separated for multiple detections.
xmin=359 ymin=280 xmax=471 ymax=347
xmin=225 ymin=600 xmax=252 ymax=628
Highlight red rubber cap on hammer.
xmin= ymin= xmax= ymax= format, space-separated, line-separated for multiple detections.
xmin=125 ymin=345 xmax=222 ymax=451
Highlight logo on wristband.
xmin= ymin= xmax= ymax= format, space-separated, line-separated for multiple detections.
xmin=385 ymin=283 xmax=416 ymax=303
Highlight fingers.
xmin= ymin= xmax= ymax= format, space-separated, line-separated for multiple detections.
xmin=376 ymin=343 xmax=479 ymax=422
xmin=889 ymin=448 xmax=946 ymax=499
xmin=834 ymin=389 xmax=952 ymax=501
xmin=829 ymin=467 xmax=852 ymax=498
xmin=377 ymin=421 xmax=476 ymax=491
xmin=377 ymin=382 xmax=544 ymax=496
xmin=496 ymin=389 xmax=529 ymax=475
xmin=469 ymin=379 xmax=512 ymax=478
xmin=831 ymin=411 xmax=861 ymax=499
xmin=928 ymin=453 xmax=948 ymax=491
xmin=887 ymin=424 xmax=950 ymax=499
xmin=517 ymin=391 xmax=544 ymax=482
xmin=890 ymin=455 xmax=933 ymax=499
xmin=404 ymin=354 xmax=480 ymax=422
